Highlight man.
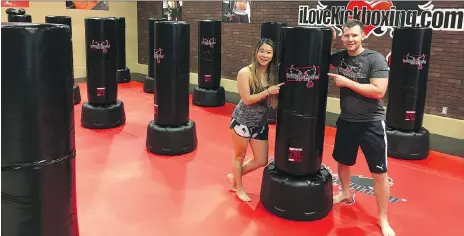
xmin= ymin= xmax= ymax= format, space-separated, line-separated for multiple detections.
xmin=327 ymin=19 xmax=395 ymax=236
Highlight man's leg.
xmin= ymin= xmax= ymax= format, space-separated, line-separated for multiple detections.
xmin=332 ymin=118 xmax=360 ymax=204
xmin=360 ymin=120 xmax=395 ymax=236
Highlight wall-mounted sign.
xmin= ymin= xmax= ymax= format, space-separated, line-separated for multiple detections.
xmin=298 ymin=1 xmax=464 ymax=38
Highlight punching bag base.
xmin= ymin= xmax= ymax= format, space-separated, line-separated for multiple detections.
xmin=81 ymin=100 xmax=126 ymax=129
xmin=260 ymin=161 xmax=333 ymax=221
xmin=73 ymin=84 xmax=81 ymax=105
xmin=192 ymin=85 xmax=226 ymax=107
xmin=146 ymin=120 xmax=198 ymax=156
xmin=116 ymin=67 xmax=131 ymax=84
xmin=267 ymin=107 xmax=277 ymax=124
xmin=386 ymin=126 xmax=430 ymax=160
xmin=143 ymin=76 xmax=155 ymax=94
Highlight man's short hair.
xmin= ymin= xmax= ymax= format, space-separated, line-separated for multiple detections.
xmin=343 ymin=19 xmax=365 ymax=31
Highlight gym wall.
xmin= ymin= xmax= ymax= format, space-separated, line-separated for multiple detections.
xmin=136 ymin=1 xmax=463 ymax=156
xmin=1 ymin=1 xmax=138 ymax=79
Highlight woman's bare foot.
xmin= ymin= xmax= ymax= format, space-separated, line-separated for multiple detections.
xmin=226 ymin=173 xmax=236 ymax=191
xmin=333 ymin=191 xmax=352 ymax=204
xmin=379 ymin=217 xmax=395 ymax=236
xmin=236 ymin=188 xmax=251 ymax=202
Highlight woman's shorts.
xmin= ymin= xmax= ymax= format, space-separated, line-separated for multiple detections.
xmin=229 ymin=118 xmax=268 ymax=140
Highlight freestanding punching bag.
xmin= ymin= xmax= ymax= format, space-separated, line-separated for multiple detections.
xmin=2 ymin=22 xmax=79 ymax=236
xmin=146 ymin=21 xmax=198 ymax=155
xmin=114 ymin=17 xmax=131 ymax=84
xmin=260 ymin=26 xmax=333 ymax=221
xmin=45 ymin=15 xmax=81 ymax=105
xmin=385 ymin=27 xmax=432 ymax=160
xmin=192 ymin=20 xmax=225 ymax=107
xmin=81 ymin=17 xmax=126 ymax=129
xmin=261 ymin=21 xmax=287 ymax=124
xmin=5 ymin=8 xmax=31 ymax=22
xmin=144 ymin=17 xmax=167 ymax=93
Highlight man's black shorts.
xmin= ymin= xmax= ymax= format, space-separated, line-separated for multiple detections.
xmin=332 ymin=118 xmax=388 ymax=174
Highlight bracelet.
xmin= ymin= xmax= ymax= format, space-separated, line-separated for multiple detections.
xmin=266 ymin=88 xmax=270 ymax=95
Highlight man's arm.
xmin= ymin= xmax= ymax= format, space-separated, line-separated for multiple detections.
xmin=345 ymin=53 xmax=389 ymax=100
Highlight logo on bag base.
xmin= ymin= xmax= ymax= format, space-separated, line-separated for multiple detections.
xmin=288 ymin=147 xmax=303 ymax=162
xmin=323 ymin=165 xmax=407 ymax=205
xmin=96 ymin=87 xmax=105 ymax=96
xmin=405 ymin=111 xmax=416 ymax=121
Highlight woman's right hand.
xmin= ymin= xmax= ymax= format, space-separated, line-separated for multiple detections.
xmin=267 ymin=83 xmax=285 ymax=95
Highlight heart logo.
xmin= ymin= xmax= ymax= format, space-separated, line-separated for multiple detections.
xmin=346 ymin=0 xmax=393 ymax=37
xmin=386 ymin=52 xmax=391 ymax=67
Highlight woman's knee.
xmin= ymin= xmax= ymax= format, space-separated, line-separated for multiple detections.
xmin=233 ymin=152 xmax=246 ymax=162
xmin=256 ymin=157 xmax=268 ymax=167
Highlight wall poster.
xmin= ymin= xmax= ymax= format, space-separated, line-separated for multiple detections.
xmin=222 ymin=1 xmax=251 ymax=23
xmin=66 ymin=1 xmax=109 ymax=11
xmin=162 ymin=1 xmax=183 ymax=21
xmin=1 ymin=1 xmax=29 ymax=8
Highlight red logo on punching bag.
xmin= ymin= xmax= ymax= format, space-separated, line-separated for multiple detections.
xmin=154 ymin=104 xmax=158 ymax=116
xmin=405 ymin=111 xmax=416 ymax=121
xmin=288 ymin=147 xmax=303 ymax=162
xmin=96 ymin=87 xmax=105 ymax=96
xmin=154 ymin=48 xmax=164 ymax=64
xmin=386 ymin=52 xmax=391 ymax=68
xmin=402 ymin=53 xmax=427 ymax=70
xmin=90 ymin=40 xmax=110 ymax=53
xmin=204 ymin=75 xmax=211 ymax=82
xmin=201 ymin=38 xmax=216 ymax=48
xmin=285 ymin=65 xmax=320 ymax=88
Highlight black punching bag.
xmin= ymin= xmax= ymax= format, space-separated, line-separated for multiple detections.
xmin=192 ymin=20 xmax=225 ymax=107
xmin=261 ymin=21 xmax=287 ymax=124
xmin=1 ymin=22 xmax=79 ymax=236
xmin=114 ymin=17 xmax=131 ymax=84
xmin=260 ymin=26 xmax=333 ymax=222
xmin=274 ymin=26 xmax=332 ymax=175
xmin=146 ymin=21 xmax=197 ymax=155
xmin=81 ymin=17 xmax=126 ymax=129
xmin=144 ymin=18 xmax=167 ymax=93
xmin=385 ymin=27 xmax=432 ymax=160
xmin=45 ymin=15 xmax=82 ymax=105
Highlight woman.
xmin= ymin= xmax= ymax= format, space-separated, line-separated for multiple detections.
xmin=227 ymin=38 xmax=284 ymax=202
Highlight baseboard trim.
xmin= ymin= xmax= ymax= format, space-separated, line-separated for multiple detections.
xmin=76 ymin=72 xmax=463 ymax=157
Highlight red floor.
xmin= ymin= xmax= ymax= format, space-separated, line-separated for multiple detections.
xmin=74 ymin=82 xmax=464 ymax=236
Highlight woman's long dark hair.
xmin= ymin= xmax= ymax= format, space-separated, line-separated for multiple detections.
xmin=248 ymin=38 xmax=279 ymax=108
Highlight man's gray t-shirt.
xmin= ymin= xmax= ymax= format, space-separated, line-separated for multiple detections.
xmin=330 ymin=49 xmax=389 ymax=122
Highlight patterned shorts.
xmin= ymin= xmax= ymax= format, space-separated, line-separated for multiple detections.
xmin=229 ymin=118 xmax=268 ymax=140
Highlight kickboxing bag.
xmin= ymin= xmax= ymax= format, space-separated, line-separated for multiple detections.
xmin=386 ymin=27 xmax=432 ymax=132
xmin=1 ymin=22 xmax=78 ymax=236
xmin=198 ymin=20 xmax=221 ymax=89
xmin=114 ymin=17 xmax=131 ymax=83
xmin=385 ymin=27 xmax=432 ymax=160
xmin=146 ymin=21 xmax=197 ymax=155
xmin=154 ymin=21 xmax=190 ymax=126
xmin=44 ymin=15 xmax=81 ymax=105
xmin=260 ymin=26 xmax=334 ymax=222
xmin=274 ymin=26 xmax=332 ymax=175
xmin=143 ymin=18 xmax=167 ymax=93
xmin=85 ymin=17 xmax=118 ymax=105
xmin=81 ymin=17 xmax=126 ymax=129
xmin=261 ymin=21 xmax=287 ymax=124
xmin=192 ymin=20 xmax=225 ymax=107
